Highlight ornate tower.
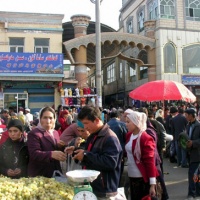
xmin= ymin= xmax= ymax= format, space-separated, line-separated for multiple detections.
xmin=71 ymin=14 xmax=91 ymax=88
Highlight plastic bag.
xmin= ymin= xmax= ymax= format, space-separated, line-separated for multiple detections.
xmin=52 ymin=170 xmax=68 ymax=183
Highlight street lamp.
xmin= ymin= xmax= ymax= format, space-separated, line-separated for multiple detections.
xmin=90 ymin=0 xmax=102 ymax=107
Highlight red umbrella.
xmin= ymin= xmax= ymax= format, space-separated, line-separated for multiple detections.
xmin=129 ymin=80 xmax=196 ymax=102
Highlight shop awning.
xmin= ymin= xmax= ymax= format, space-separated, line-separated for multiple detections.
xmin=0 ymin=73 xmax=64 ymax=81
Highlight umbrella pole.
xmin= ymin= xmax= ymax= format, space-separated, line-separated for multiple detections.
xmin=162 ymin=100 xmax=165 ymax=115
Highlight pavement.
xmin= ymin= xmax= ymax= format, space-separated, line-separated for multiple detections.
xmin=163 ymin=158 xmax=189 ymax=200
xmin=121 ymin=158 xmax=189 ymax=200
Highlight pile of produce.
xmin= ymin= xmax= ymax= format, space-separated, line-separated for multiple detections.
xmin=0 ymin=176 xmax=74 ymax=200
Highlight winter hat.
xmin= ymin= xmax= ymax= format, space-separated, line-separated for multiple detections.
xmin=7 ymin=119 xmax=24 ymax=132
xmin=77 ymin=120 xmax=84 ymax=128
xmin=170 ymin=106 xmax=178 ymax=114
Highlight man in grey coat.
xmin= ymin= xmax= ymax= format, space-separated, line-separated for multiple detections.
xmin=185 ymin=108 xmax=200 ymax=199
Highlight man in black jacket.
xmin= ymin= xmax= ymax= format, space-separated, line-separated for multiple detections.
xmin=185 ymin=108 xmax=200 ymax=199
xmin=171 ymin=107 xmax=188 ymax=167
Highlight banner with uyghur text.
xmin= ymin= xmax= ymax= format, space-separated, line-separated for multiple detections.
xmin=0 ymin=52 xmax=63 ymax=74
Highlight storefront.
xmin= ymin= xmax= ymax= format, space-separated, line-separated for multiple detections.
xmin=1 ymin=81 xmax=55 ymax=113
xmin=182 ymin=75 xmax=200 ymax=103
xmin=0 ymin=52 xmax=64 ymax=113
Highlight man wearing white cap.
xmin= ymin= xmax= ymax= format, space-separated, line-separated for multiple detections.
xmin=25 ymin=108 xmax=33 ymax=132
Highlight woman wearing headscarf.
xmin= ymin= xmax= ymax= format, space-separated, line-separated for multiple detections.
xmin=27 ymin=106 xmax=66 ymax=178
xmin=125 ymin=111 xmax=159 ymax=200
xmin=58 ymin=110 xmax=70 ymax=133
xmin=0 ymin=119 xmax=29 ymax=178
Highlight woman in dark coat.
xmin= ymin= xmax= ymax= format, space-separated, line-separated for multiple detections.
xmin=0 ymin=119 xmax=29 ymax=178
xmin=27 ymin=106 xmax=66 ymax=178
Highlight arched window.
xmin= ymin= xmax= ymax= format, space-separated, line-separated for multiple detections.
xmin=185 ymin=0 xmax=200 ymax=21
xmin=183 ymin=44 xmax=200 ymax=74
xmin=164 ymin=43 xmax=176 ymax=73
xmin=160 ymin=0 xmax=175 ymax=19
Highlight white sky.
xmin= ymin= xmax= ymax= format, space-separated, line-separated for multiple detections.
xmin=1 ymin=0 xmax=122 ymax=30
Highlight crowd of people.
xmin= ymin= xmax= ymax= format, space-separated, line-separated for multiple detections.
xmin=0 ymin=102 xmax=199 ymax=200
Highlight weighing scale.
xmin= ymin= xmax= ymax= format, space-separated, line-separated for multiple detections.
xmin=66 ymin=169 xmax=100 ymax=200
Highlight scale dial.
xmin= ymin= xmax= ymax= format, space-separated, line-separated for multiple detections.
xmin=73 ymin=191 xmax=97 ymax=200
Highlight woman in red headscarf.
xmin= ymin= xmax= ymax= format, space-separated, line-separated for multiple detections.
xmin=58 ymin=110 xmax=70 ymax=133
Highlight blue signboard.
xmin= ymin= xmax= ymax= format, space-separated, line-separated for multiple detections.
xmin=182 ymin=75 xmax=200 ymax=85
xmin=0 ymin=52 xmax=63 ymax=74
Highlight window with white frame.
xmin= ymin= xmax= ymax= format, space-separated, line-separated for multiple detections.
xmin=119 ymin=62 xmax=123 ymax=79
xmin=128 ymin=62 xmax=136 ymax=82
xmin=160 ymin=0 xmax=175 ymax=19
xmin=164 ymin=43 xmax=177 ymax=73
xmin=34 ymin=38 xmax=49 ymax=53
xmin=148 ymin=0 xmax=158 ymax=20
xmin=138 ymin=9 xmax=145 ymax=32
xmin=127 ymin=16 xmax=133 ymax=33
xmin=9 ymin=38 xmax=24 ymax=52
xmin=183 ymin=44 xmax=200 ymax=74
xmin=107 ymin=63 xmax=116 ymax=84
xmin=185 ymin=0 xmax=200 ymax=21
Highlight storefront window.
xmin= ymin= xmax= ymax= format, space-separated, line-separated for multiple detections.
xmin=4 ymin=93 xmax=28 ymax=112
xmin=183 ymin=44 xmax=200 ymax=74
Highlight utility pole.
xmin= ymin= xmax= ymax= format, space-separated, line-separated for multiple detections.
xmin=90 ymin=0 xmax=102 ymax=107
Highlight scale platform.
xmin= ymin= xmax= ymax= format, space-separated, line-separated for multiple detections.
xmin=66 ymin=170 xmax=100 ymax=200
xmin=66 ymin=170 xmax=100 ymax=183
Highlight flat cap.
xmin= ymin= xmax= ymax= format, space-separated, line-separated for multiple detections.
xmin=184 ymin=108 xmax=196 ymax=115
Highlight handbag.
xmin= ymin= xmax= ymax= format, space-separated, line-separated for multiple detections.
xmin=155 ymin=179 xmax=163 ymax=200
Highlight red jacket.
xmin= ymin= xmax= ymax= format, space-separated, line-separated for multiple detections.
xmin=126 ymin=131 xmax=159 ymax=182
xmin=0 ymin=131 xmax=9 ymax=146
xmin=58 ymin=117 xmax=69 ymax=132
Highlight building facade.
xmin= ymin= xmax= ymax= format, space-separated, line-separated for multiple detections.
xmin=117 ymin=0 xmax=200 ymax=106
xmin=0 ymin=11 xmax=64 ymax=113
xmin=65 ymin=0 xmax=200 ymax=108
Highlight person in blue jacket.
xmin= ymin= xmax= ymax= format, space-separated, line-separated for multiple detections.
xmin=71 ymin=106 xmax=125 ymax=200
